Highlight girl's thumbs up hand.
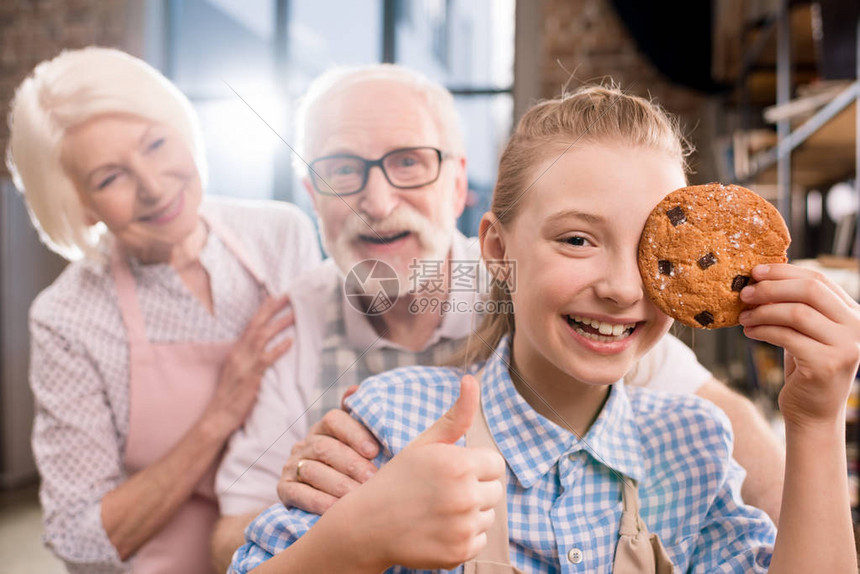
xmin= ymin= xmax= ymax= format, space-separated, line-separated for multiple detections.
xmin=333 ymin=374 xmax=506 ymax=571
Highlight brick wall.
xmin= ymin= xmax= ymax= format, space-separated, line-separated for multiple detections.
xmin=540 ymin=0 xmax=719 ymax=183
xmin=0 ymin=0 xmax=133 ymax=177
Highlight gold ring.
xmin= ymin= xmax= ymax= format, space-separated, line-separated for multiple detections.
xmin=296 ymin=459 xmax=306 ymax=482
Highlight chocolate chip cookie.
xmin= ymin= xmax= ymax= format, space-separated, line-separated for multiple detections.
xmin=638 ymin=183 xmax=791 ymax=329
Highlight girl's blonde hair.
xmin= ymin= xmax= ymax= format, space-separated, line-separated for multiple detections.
xmin=457 ymin=83 xmax=693 ymax=365
xmin=6 ymin=46 xmax=208 ymax=261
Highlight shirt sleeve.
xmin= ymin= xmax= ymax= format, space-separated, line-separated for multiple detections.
xmin=687 ymin=458 xmax=776 ymax=573
xmin=228 ymin=378 xmax=398 ymax=573
xmin=216 ymin=331 xmax=309 ymax=515
xmin=228 ymin=503 xmax=322 ymax=573
xmin=627 ymin=333 xmax=713 ymax=394
xmin=29 ymin=314 xmax=130 ymax=573
xmin=266 ymin=200 xmax=322 ymax=293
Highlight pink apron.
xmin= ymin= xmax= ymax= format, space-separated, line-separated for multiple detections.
xmin=111 ymin=218 xmax=272 ymax=574
xmin=464 ymin=371 xmax=674 ymax=574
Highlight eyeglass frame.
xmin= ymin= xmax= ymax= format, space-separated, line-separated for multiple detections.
xmin=308 ymin=146 xmax=456 ymax=197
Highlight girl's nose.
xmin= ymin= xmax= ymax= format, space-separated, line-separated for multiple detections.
xmin=594 ymin=255 xmax=644 ymax=308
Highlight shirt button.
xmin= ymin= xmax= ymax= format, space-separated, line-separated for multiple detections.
xmin=567 ymin=548 xmax=584 ymax=564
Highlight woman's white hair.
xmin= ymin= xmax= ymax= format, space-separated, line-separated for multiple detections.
xmin=293 ymin=64 xmax=465 ymax=177
xmin=5 ymin=46 xmax=208 ymax=261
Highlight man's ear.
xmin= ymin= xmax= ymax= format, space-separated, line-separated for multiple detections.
xmin=452 ymin=156 xmax=468 ymax=219
xmin=302 ymin=177 xmax=320 ymax=214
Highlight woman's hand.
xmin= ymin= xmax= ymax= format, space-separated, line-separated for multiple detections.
xmin=322 ymin=375 xmax=506 ymax=572
xmin=739 ymin=263 xmax=860 ymax=429
xmin=205 ymin=293 xmax=295 ymax=437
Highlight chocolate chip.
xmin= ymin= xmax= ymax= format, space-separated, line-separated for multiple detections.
xmin=697 ymin=252 xmax=717 ymax=269
xmin=666 ymin=206 xmax=686 ymax=226
xmin=694 ymin=311 xmax=714 ymax=326
xmin=658 ymin=260 xmax=674 ymax=275
xmin=731 ymin=275 xmax=751 ymax=292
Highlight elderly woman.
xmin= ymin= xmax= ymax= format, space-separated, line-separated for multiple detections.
xmin=6 ymin=47 xmax=321 ymax=573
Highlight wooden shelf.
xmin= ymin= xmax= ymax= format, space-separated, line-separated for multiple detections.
xmin=751 ymin=100 xmax=856 ymax=187
xmin=715 ymin=3 xmax=818 ymax=105
xmin=737 ymin=81 xmax=858 ymax=188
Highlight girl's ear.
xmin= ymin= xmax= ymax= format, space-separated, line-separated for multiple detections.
xmin=479 ymin=212 xmax=506 ymax=262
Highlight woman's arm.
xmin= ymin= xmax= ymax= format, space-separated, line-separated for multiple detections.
xmin=31 ymin=318 xmax=130 ymax=572
xmin=100 ymin=412 xmax=234 ymax=559
xmin=739 ymin=263 xmax=859 ymax=573
xmin=33 ymin=294 xmax=294 ymax=565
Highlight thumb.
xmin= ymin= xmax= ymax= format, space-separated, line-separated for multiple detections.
xmin=413 ymin=374 xmax=480 ymax=446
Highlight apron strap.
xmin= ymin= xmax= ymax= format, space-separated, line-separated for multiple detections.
xmin=613 ymin=478 xmax=676 ymax=574
xmin=618 ymin=478 xmax=647 ymax=536
xmin=202 ymin=212 xmax=274 ymax=296
xmin=464 ymin=369 xmax=515 ymax=569
xmin=110 ymin=242 xmax=149 ymax=344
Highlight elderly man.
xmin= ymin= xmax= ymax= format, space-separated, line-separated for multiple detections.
xmin=212 ymin=64 xmax=785 ymax=569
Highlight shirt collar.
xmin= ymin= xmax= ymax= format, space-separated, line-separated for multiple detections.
xmin=109 ymin=228 xmax=217 ymax=288
xmin=480 ymin=336 xmax=645 ymax=489
xmin=342 ymin=230 xmax=479 ymax=350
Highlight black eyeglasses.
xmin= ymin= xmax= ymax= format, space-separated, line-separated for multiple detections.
xmin=308 ymin=146 xmax=453 ymax=197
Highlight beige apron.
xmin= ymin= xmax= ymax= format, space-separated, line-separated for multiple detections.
xmin=111 ymin=218 xmax=271 ymax=574
xmin=464 ymin=372 xmax=675 ymax=574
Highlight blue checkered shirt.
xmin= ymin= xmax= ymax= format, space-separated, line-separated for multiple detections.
xmin=230 ymin=336 xmax=775 ymax=573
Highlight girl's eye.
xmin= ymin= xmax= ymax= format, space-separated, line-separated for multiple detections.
xmin=563 ymin=235 xmax=590 ymax=247
xmin=148 ymin=137 xmax=165 ymax=151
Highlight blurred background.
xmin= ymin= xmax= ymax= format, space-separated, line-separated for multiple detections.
xmin=0 ymin=0 xmax=857 ymax=571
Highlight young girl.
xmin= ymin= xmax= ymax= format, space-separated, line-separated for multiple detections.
xmin=230 ymin=86 xmax=860 ymax=573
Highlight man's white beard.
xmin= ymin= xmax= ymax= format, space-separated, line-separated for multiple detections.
xmin=320 ymin=202 xmax=457 ymax=299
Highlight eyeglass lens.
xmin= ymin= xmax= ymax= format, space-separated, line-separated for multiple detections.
xmin=312 ymin=148 xmax=440 ymax=195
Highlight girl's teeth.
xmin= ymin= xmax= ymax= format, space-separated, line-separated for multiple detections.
xmin=570 ymin=315 xmax=635 ymax=338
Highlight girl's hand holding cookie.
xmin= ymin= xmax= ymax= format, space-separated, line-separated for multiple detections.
xmin=738 ymin=263 xmax=860 ymax=428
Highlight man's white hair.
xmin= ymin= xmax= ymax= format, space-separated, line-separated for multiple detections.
xmin=6 ymin=46 xmax=208 ymax=261
xmin=293 ymin=64 xmax=465 ymax=177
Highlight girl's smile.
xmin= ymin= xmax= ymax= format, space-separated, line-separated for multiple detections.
xmin=563 ymin=313 xmax=641 ymax=351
